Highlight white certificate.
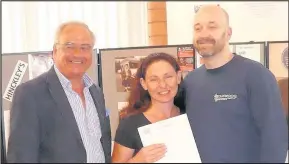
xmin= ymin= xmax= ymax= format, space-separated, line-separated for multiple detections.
xmin=138 ymin=114 xmax=202 ymax=163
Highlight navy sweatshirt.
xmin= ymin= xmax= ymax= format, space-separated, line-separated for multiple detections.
xmin=182 ymin=54 xmax=288 ymax=163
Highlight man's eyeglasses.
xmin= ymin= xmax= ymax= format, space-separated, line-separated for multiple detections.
xmin=56 ymin=42 xmax=93 ymax=53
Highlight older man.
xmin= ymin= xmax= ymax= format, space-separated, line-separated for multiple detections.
xmin=7 ymin=21 xmax=111 ymax=163
xmin=182 ymin=5 xmax=288 ymax=163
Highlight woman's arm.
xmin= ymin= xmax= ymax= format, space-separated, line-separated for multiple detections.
xmin=112 ymin=142 xmax=135 ymax=163
xmin=112 ymin=142 xmax=166 ymax=163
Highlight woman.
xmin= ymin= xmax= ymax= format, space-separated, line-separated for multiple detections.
xmin=112 ymin=52 xmax=185 ymax=163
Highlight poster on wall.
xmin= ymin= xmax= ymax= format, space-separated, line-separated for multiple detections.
xmin=177 ymin=46 xmax=195 ymax=78
xmin=115 ymin=56 xmax=146 ymax=92
xmin=99 ymin=45 xmax=190 ymax=139
xmin=28 ymin=53 xmax=54 ymax=80
xmin=2 ymin=60 xmax=28 ymax=102
xmin=268 ymin=41 xmax=288 ymax=82
xmin=234 ymin=43 xmax=265 ymax=65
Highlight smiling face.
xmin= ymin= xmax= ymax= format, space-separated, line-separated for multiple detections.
xmin=193 ymin=5 xmax=232 ymax=58
xmin=140 ymin=60 xmax=181 ymax=104
xmin=53 ymin=24 xmax=94 ymax=79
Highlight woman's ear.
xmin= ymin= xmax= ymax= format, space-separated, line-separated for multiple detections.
xmin=140 ymin=78 xmax=148 ymax=90
xmin=177 ymin=71 xmax=182 ymax=84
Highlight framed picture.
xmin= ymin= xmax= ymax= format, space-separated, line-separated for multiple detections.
xmin=268 ymin=41 xmax=288 ymax=81
xmin=230 ymin=42 xmax=266 ymax=66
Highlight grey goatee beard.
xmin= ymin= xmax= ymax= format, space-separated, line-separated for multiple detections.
xmin=197 ymin=49 xmax=214 ymax=58
xmin=200 ymin=52 xmax=213 ymax=58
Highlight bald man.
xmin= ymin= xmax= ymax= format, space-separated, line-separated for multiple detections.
xmin=181 ymin=5 xmax=288 ymax=163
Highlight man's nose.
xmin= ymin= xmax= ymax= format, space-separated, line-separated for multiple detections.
xmin=72 ymin=47 xmax=82 ymax=55
xmin=198 ymin=27 xmax=211 ymax=38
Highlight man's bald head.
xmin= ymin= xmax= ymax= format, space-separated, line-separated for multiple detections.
xmin=195 ymin=5 xmax=230 ymax=27
xmin=193 ymin=4 xmax=232 ymax=58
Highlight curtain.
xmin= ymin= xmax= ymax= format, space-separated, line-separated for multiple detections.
xmin=2 ymin=1 xmax=148 ymax=53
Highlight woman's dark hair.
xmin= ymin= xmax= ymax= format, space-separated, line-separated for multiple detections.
xmin=120 ymin=52 xmax=186 ymax=119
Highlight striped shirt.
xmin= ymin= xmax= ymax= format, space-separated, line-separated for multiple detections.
xmin=54 ymin=66 xmax=105 ymax=163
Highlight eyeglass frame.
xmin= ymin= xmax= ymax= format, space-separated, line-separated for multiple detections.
xmin=55 ymin=42 xmax=93 ymax=54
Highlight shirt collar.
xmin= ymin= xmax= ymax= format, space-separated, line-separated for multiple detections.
xmin=54 ymin=65 xmax=94 ymax=89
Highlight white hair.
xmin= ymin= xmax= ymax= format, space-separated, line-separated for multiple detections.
xmin=54 ymin=21 xmax=95 ymax=45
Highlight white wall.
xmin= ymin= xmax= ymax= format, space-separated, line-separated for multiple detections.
xmin=166 ymin=1 xmax=288 ymax=45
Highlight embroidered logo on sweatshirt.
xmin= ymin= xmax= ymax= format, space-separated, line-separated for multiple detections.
xmin=214 ymin=94 xmax=237 ymax=102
